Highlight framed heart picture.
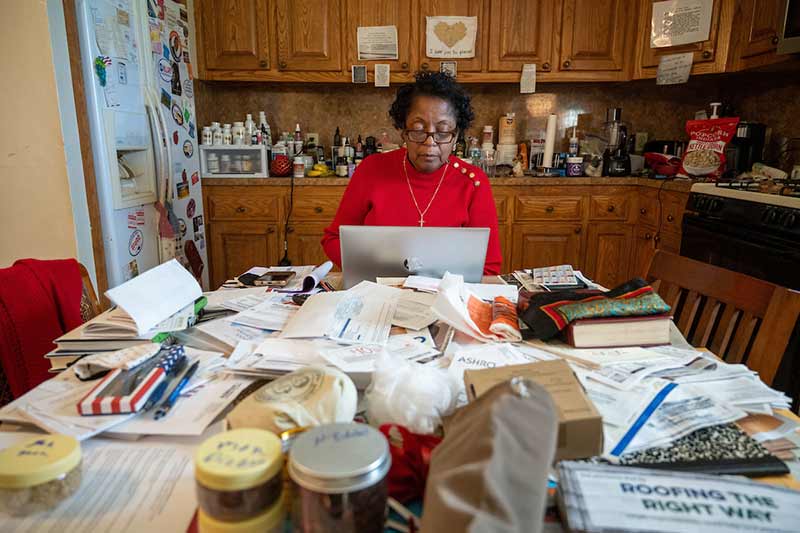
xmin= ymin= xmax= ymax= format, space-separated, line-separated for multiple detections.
xmin=425 ymin=16 xmax=477 ymax=59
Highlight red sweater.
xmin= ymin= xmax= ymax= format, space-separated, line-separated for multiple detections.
xmin=321 ymin=148 xmax=502 ymax=275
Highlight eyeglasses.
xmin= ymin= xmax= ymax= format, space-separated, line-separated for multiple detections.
xmin=403 ymin=130 xmax=457 ymax=144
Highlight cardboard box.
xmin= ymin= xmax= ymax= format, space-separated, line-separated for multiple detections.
xmin=463 ymin=359 xmax=603 ymax=460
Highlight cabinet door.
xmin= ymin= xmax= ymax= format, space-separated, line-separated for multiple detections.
xmin=419 ymin=0 xmax=485 ymax=72
xmin=635 ymin=0 xmax=727 ymax=77
xmin=630 ymin=225 xmax=657 ymax=279
xmin=559 ymin=0 xmax=630 ymax=74
xmin=488 ymin=0 xmax=556 ymax=72
xmin=200 ymin=0 xmax=270 ymax=70
xmin=510 ymin=223 xmax=584 ymax=272
xmin=275 ymin=0 xmax=342 ymax=71
xmin=345 ymin=0 xmax=415 ymax=73
xmin=208 ymin=221 xmax=279 ymax=288
xmin=285 ymin=224 xmax=332 ymax=269
xmin=730 ymin=0 xmax=785 ymax=69
xmin=585 ymin=223 xmax=633 ymax=289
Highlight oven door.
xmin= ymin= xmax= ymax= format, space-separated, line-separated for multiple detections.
xmin=681 ymin=213 xmax=800 ymax=291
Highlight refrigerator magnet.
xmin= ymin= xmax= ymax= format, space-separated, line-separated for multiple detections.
xmin=160 ymin=88 xmax=171 ymax=108
xmin=128 ymin=230 xmax=143 ymax=257
xmin=171 ymin=103 xmax=183 ymax=125
xmin=158 ymin=58 xmax=172 ymax=82
xmin=186 ymin=199 xmax=196 ymax=218
xmin=177 ymin=181 xmax=189 ymax=199
xmin=178 ymin=219 xmax=187 ymax=237
xmin=191 ymin=171 xmax=199 ymax=185
xmin=162 ymin=43 xmax=170 ymax=60
xmin=183 ymin=140 xmax=193 ymax=158
xmin=169 ymin=31 xmax=182 ymax=62
xmin=172 ymin=131 xmax=179 ymax=145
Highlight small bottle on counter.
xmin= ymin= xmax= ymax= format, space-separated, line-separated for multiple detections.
xmin=468 ymin=137 xmax=481 ymax=165
xmin=222 ymin=124 xmax=232 ymax=145
xmin=242 ymin=155 xmax=254 ymax=173
xmin=212 ymin=125 xmax=223 ymax=146
xmin=232 ymin=122 xmax=246 ymax=145
xmin=294 ymin=123 xmax=302 ymax=142
xmin=206 ymin=153 xmax=220 ymax=174
xmin=569 ymin=126 xmax=579 ymax=156
xmin=482 ymin=125 xmax=494 ymax=145
xmin=201 ymin=126 xmax=213 ymax=146
xmin=355 ymin=135 xmax=364 ymax=159
xmin=244 ymin=114 xmax=256 ymax=145
xmin=219 ymin=154 xmax=231 ymax=173
xmin=293 ymin=156 xmax=305 ymax=178
xmin=454 ymin=131 xmax=466 ymax=158
xmin=333 ymin=127 xmax=341 ymax=150
xmin=231 ymin=154 xmax=243 ymax=173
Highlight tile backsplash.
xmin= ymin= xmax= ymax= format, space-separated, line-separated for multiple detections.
xmin=195 ymin=70 xmax=798 ymax=167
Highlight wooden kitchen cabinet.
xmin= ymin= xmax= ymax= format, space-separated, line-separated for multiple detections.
xmin=557 ymin=0 xmax=632 ymax=79
xmin=275 ymin=0 xmax=343 ymax=71
xmin=419 ymin=0 xmax=485 ymax=72
xmin=285 ymin=224 xmax=330 ymax=267
xmin=198 ymin=0 xmax=270 ymax=71
xmin=344 ymin=0 xmax=416 ymax=74
xmin=487 ymin=0 xmax=556 ymax=72
xmin=585 ymin=222 xmax=633 ymax=288
xmin=510 ymin=223 xmax=585 ymax=273
xmin=208 ymin=220 xmax=280 ymax=288
xmin=634 ymin=0 xmax=734 ymax=78
xmin=728 ymin=0 xmax=788 ymax=70
xmin=630 ymin=224 xmax=657 ymax=278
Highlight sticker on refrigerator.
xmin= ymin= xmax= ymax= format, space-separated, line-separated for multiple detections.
xmin=127 ymin=212 xmax=137 ymax=229
xmin=136 ymin=209 xmax=145 ymax=226
xmin=127 ymin=259 xmax=139 ymax=279
xmin=171 ymin=62 xmax=182 ymax=96
xmin=183 ymin=78 xmax=193 ymax=98
xmin=178 ymin=218 xmax=187 ymax=237
xmin=173 ymin=131 xmax=179 ymax=145
xmin=188 ymin=122 xmax=195 ymax=139
xmin=158 ymin=58 xmax=172 ymax=82
xmin=177 ymin=170 xmax=189 ymax=198
xmin=193 ymin=215 xmax=204 ymax=233
xmin=117 ymin=61 xmax=127 ymax=85
xmin=94 ymin=56 xmax=111 ymax=87
xmin=184 ymin=240 xmax=204 ymax=280
xmin=172 ymin=103 xmax=184 ymax=125
xmin=160 ymin=88 xmax=171 ymax=108
xmin=116 ymin=8 xmax=130 ymax=26
xmin=191 ymin=171 xmax=199 ymax=185
xmin=186 ymin=198 xmax=196 ymax=218
xmin=163 ymin=43 xmax=170 ymax=60
xmin=169 ymin=31 xmax=182 ymax=62
xmin=183 ymin=140 xmax=193 ymax=157
xmin=179 ymin=8 xmax=188 ymax=24
xmin=194 ymin=232 xmax=205 ymax=250
xmin=128 ymin=230 xmax=143 ymax=256
xmin=149 ymin=20 xmax=162 ymax=54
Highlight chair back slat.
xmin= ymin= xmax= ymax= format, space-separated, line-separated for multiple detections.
xmin=710 ymin=306 xmax=741 ymax=358
xmin=692 ymin=298 xmax=721 ymax=347
xmin=747 ymin=288 xmax=800 ymax=386
xmin=726 ymin=313 xmax=759 ymax=364
xmin=676 ymin=290 xmax=702 ymax=337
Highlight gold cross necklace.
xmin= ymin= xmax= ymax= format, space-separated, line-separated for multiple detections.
xmin=402 ymin=156 xmax=450 ymax=227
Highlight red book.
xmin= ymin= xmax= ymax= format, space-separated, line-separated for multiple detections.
xmin=564 ymin=314 xmax=672 ymax=348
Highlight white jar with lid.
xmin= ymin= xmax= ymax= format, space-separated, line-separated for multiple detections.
xmin=202 ymin=127 xmax=213 ymax=146
xmin=231 ymin=155 xmax=243 ymax=173
xmin=241 ymin=155 xmax=254 ymax=173
xmin=219 ymin=154 xmax=231 ymax=173
xmin=232 ymin=122 xmax=246 ymax=145
xmin=206 ymin=153 xmax=220 ymax=173
xmin=222 ymin=124 xmax=232 ymax=145
xmin=482 ymin=125 xmax=494 ymax=144
xmin=293 ymin=156 xmax=305 ymax=178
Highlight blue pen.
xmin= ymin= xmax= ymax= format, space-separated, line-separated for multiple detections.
xmin=142 ymin=354 xmax=187 ymax=412
xmin=154 ymin=359 xmax=200 ymax=420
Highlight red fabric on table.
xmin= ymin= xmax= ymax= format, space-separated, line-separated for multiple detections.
xmin=380 ymin=424 xmax=442 ymax=503
xmin=321 ymin=148 xmax=503 ymax=275
xmin=0 ymin=258 xmax=84 ymax=398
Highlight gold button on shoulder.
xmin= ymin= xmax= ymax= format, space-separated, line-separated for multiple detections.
xmin=453 ymin=162 xmax=460 ymax=168
xmin=469 ymin=172 xmax=475 ymax=178
xmin=461 ymin=168 xmax=467 ymax=174
xmin=474 ymin=180 xmax=481 ymax=187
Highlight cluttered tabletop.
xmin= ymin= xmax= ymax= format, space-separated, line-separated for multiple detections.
xmin=2 ymin=260 xmax=800 ymax=533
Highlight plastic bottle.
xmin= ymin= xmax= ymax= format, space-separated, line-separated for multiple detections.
xmin=244 ymin=114 xmax=256 ymax=145
xmin=294 ymin=123 xmax=302 ymax=142
xmin=222 ymin=124 xmax=232 ymax=145
xmin=201 ymin=127 xmax=213 ymax=146
xmin=232 ymin=122 xmax=245 ymax=145
xmin=569 ymin=126 xmax=579 ymax=155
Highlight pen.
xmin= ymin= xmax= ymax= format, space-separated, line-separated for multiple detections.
xmin=154 ymin=359 xmax=200 ymax=420
xmin=142 ymin=354 xmax=187 ymax=411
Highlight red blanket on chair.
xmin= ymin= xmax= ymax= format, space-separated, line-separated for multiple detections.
xmin=0 ymin=259 xmax=84 ymax=398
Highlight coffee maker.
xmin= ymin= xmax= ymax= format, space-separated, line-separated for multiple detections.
xmin=602 ymin=108 xmax=631 ymax=176
xmin=725 ymin=122 xmax=767 ymax=175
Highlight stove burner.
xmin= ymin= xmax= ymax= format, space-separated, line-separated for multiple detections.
xmin=715 ymin=177 xmax=800 ymax=197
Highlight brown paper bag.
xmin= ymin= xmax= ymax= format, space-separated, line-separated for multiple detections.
xmin=421 ymin=379 xmax=558 ymax=533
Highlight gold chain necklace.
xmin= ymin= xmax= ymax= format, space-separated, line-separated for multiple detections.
xmin=402 ymin=156 xmax=450 ymax=227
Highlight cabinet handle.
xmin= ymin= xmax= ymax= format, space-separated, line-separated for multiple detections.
xmin=702 ymin=50 xmax=712 ymax=59
xmin=236 ymin=206 xmax=246 ymax=213
xmin=562 ymin=60 xmax=571 ymax=69
xmin=314 ymin=206 xmax=323 ymax=214
xmin=645 ymin=232 xmax=652 ymax=240
xmin=771 ymin=36 xmax=779 ymax=45
xmin=607 ymin=205 xmax=615 ymax=212
xmin=545 ymin=205 xmax=555 ymax=213
xmin=640 ymin=207 xmax=647 ymax=215
xmin=267 ymin=227 xmax=275 ymax=234
xmin=574 ymin=226 xmax=582 ymax=234
xmin=654 ymin=234 xmax=661 ymax=243
xmin=421 ymin=62 xmax=429 ymax=70
xmin=287 ymin=227 xmax=294 ymax=234
xmin=259 ymin=60 xmax=267 ymax=67
xmin=541 ymin=62 xmax=551 ymax=71
xmin=667 ymin=214 xmax=674 ymax=222
xmin=279 ymin=61 xmax=287 ymax=69
xmin=401 ymin=62 xmax=409 ymax=69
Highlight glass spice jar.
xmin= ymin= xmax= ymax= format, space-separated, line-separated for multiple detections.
xmin=195 ymin=429 xmax=285 ymax=524
xmin=288 ymin=423 xmax=390 ymax=533
xmin=0 ymin=434 xmax=82 ymax=516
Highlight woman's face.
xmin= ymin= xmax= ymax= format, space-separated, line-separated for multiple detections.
xmin=402 ymin=95 xmax=457 ymax=174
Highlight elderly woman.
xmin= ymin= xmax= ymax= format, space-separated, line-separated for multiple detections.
xmin=321 ymin=71 xmax=502 ymax=275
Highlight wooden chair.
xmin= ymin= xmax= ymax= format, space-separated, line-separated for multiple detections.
xmin=646 ymin=250 xmax=800 ymax=386
xmin=78 ymin=262 xmax=101 ymax=320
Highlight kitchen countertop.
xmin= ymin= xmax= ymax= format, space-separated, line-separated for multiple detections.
xmin=202 ymin=176 xmax=693 ymax=192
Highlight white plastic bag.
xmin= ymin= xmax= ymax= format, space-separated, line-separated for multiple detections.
xmin=365 ymin=351 xmax=460 ymax=434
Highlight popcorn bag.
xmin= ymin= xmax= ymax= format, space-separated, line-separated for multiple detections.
xmin=680 ymin=117 xmax=739 ymax=180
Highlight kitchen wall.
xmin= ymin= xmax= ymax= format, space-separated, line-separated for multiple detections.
xmin=195 ymin=77 xmax=724 ymax=152
xmin=0 ymin=0 xmax=77 ymax=267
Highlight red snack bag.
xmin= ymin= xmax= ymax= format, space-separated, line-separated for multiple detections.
xmin=681 ymin=117 xmax=739 ymax=180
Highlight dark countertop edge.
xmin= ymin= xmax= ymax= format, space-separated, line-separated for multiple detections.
xmin=201 ymin=176 xmax=693 ymax=192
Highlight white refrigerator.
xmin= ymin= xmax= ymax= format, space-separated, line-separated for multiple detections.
xmin=76 ymin=0 xmax=209 ymax=289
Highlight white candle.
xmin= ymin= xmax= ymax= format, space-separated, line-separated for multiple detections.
xmin=542 ymin=113 xmax=557 ymax=169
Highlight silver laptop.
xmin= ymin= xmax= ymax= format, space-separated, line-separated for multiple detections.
xmin=340 ymin=226 xmax=489 ymax=289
